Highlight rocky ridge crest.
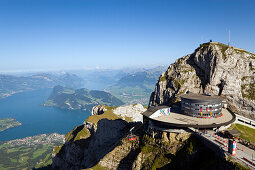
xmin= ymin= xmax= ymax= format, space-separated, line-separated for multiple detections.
xmin=113 ymin=104 xmax=146 ymax=122
xmin=149 ymin=42 xmax=255 ymax=119
xmin=52 ymin=104 xmax=146 ymax=169
xmin=91 ymin=104 xmax=146 ymax=122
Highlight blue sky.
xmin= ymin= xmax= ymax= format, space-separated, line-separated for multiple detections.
xmin=0 ymin=0 xmax=254 ymax=72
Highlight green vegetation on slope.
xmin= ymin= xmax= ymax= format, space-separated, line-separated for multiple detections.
xmin=65 ymin=125 xmax=91 ymax=142
xmin=159 ymin=75 xmax=166 ymax=82
xmin=0 ymin=144 xmax=51 ymax=169
xmin=44 ymin=85 xmax=124 ymax=111
xmin=85 ymin=106 xmax=122 ymax=124
xmin=107 ymin=130 xmax=247 ymax=170
xmin=0 ymin=118 xmax=21 ymax=132
xmin=229 ymin=123 xmax=255 ymax=143
xmin=241 ymin=83 xmax=255 ymax=100
xmin=0 ymin=136 xmax=63 ymax=170
xmin=139 ymin=135 xmax=172 ymax=169
xmin=85 ymin=105 xmax=133 ymax=124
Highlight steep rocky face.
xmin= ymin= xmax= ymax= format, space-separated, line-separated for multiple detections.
xmin=52 ymin=122 xmax=245 ymax=170
xmin=149 ymin=42 xmax=255 ymax=119
xmin=52 ymin=119 xmax=130 ymax=170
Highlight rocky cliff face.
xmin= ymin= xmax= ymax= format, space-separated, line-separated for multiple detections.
xmin=149 ymin=42 xmax=255 ymax=119
xmin=52 ymin=121 xmax=244 ymax=170
xmin=52 ymin=103 xmax=147 ymax=169
xmin=52 ymin=119 xmax=130 ymax=170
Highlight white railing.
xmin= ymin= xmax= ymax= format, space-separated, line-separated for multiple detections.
xmin=234 ymin=114 xmax=255 ymax=129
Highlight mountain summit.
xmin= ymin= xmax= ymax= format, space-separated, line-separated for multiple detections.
xmin=149 ymin=42 xmax=255 ymax=119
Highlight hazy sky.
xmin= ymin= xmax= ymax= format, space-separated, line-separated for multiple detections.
xmin=0 ymin=0 xmax=254 ymax=72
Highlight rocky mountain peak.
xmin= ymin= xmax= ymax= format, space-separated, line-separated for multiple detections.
xmin=149 ymin=42 xmax=255 ymax=119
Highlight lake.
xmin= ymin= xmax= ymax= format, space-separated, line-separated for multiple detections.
xmin=0 ymin=89 xmax=91 ymax=141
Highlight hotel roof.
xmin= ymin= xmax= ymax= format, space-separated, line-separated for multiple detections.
xmin=181 ymin=93 xmax=222 ymax=102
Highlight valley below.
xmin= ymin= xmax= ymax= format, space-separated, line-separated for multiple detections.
xmin=0 ymin=133 xmax=64 ymax=169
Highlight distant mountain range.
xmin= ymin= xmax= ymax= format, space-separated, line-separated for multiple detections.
xmin=43 ymin=85 xmax=124 ymax=111
xmin=0 ymin=73 xmax=85 ymax=99
xmin=105 ymin=66 xmax=167 ymax=105
xmin=0 ymin=66 xmax=167 ymax=106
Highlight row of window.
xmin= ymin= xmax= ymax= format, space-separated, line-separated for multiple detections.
xmin=183 ymin=107 xmax=220 ymax=111
xmin=188 ymin=113 xmax=220 ymax=117
xmin=181 ymin=102 xmax=221 ymax=107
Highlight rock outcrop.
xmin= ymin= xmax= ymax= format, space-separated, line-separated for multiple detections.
xmin=91 ymin=105 xmax=107 ymax=115
xmin=113 ymin=104 xmax=146 ymax=122
xmin=52 ymin=121 xmax=245 ymax=170
xmin=52 ymin=119 xmax=130 ymax=170
xmin=149 ymin=42 xmax=255 ymax=120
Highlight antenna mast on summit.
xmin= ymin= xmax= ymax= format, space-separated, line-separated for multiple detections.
xmin=228 ymin=30 xmax=230 ymax=46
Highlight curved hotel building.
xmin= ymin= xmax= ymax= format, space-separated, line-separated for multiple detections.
xmin=142 ymin=93 xmax=235 ymax=130
xmin=181 ymin=93 xmax=222 ymax=118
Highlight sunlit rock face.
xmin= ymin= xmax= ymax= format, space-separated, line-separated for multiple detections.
xmin=149 ymin=42 xmax=255 ymax=120
xmin=52 ymin=119 xmax=129 ymax=170
xmin=113 ymin=104 xmax=146 ymax=122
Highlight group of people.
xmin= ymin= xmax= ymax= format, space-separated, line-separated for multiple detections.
xmin=239 ymin=139 xmax=255 ymax=150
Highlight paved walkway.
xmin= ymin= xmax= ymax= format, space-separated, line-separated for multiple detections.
xmin=199 ymin=130 xmax=255 ymax=169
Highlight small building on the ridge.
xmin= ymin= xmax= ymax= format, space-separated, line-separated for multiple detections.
xmin=181 ymin=93 xmax=222 ymax=118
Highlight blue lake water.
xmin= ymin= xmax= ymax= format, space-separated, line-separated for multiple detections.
xmin=0 ymin=89 xmax=91 ymax=141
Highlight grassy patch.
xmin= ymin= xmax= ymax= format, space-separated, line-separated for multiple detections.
xmin=32 ymin=145 xmax=48 ymax=158
xmin=85 ymin=106 xmax=121 ymax=124
xmin=91 ymin=163 xmax=106 ymax=170
xmin=152 ymin=154 xmax=171 ymax=170
xmin=141 ymin=143 xmax=154 ymax=154
xmin=124 ymin=116 xmax=133 ymax=122
xmin=53 ymin=145 xmax=63 ymax=156
xmin=0 ymin=143 xmax=61 ymax=169
xmin=241 ymin=83 xmax=255 ymax=100
xmin=174 ymin=79 xmax=180 ymax=88
xmin=74 ymin=127 xmax=90 ymax=141
xmin=140 ymin=134 xmax=172 ymax=169
xmin=159 ymin=76 xmax=166 ymax=82
xmin=229 ymin=123 xmax=255 ymax=143
xmin=218 ymin=43 xmax=229 ymax=55
xmin=234 ymin=48 xmax=255 ymax=56
xmin=65 ymin=125 xmax=91 ymax=142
